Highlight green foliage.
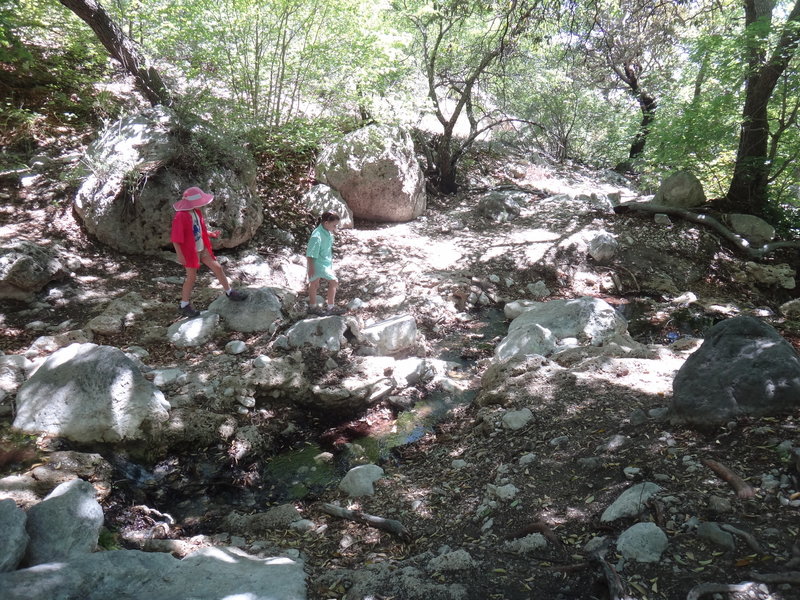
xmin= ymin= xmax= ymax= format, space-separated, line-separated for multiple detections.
xmin=6 ymin=0 xmax=797 ymax=223
xmin=500 ymin=48 xmax=636 ymax=166
xmin=0 ymin=1 xmax=33 ymax=65
xmin=97 ymin=527 xmax=123 ymax=551
xmin=169 ymin=105 xmax=256 ymax=178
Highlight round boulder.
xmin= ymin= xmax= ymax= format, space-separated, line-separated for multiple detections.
xmin=13 ymin=343 xmax=170 ymax=443
xmin=653 ymin=171 xmax=706 ymax=208
xmin=316 ymin=124 xmax=426 ymax=222
xmin=73 ymin=106 xmax=261 ymax=254
xmin=671 ymin=316 xmax=800 ymax=426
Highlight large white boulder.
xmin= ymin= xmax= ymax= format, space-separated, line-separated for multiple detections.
xmin=13 ymin=343 xmax=170 ymax=443
xmin=74 ymin=106 xmax=261 ymax=254
xmin=495 ymin=297 xmax=627 ymax=362
xmin=316 ymin=124 xmax=426 ymax=222
xmin=24 ymin=479 xmax=103 ymax=566
xmin=0 ymin=546 xmax=306 ymax=600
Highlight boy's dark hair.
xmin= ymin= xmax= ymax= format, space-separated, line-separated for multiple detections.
xmin=321 ymin=211 xmax=341 ymax=223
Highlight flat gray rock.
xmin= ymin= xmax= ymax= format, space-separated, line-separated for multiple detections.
xmin=0 ymin=546 xmax=306 ymax=600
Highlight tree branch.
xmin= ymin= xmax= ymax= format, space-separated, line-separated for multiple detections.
xmin=614 ymin=202 xmax=800 ymax=259
xmin=319 ymin=503 xmax=413 ymax=542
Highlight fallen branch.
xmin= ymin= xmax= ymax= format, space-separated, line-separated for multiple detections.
xmin=687 ymin=582 xmax=765 ymax=600
xmin=587 ymin=540 xmax=635 ymax=600
xmin=750 ymin=570 xmax=800 ymax=584
xmin=320 ymin=503 xmax=413 ymax=542
xmin=701 ymin=459 xmax=756 ymax=499
xmin=505 ymin=520 xmax=562 ymax=550
xmin=614 ymin=202 xmax=800 ymax=259
xmin=719 ymin=523 xmax=762 ymax=553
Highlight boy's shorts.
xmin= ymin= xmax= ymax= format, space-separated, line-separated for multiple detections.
xmin=309 ymin=263 xmax=336 ymax=282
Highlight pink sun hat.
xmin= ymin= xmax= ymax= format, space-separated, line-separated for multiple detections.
xmin=173 ymin=187 xmax=214 ymax=211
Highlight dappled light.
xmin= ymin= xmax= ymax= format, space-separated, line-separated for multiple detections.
xmin=1 ymin=1 xmax=800 ymax=597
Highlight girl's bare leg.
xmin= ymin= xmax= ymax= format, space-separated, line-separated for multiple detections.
xmin=201 ymin=251 xmax=231 ymax=291
xmin=182 ymin=268 xmax=198 ymax=303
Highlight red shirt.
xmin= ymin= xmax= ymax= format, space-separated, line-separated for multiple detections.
xmin=170 ymin=209 xmax=215 ymax=268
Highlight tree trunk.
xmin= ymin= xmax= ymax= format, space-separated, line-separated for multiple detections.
xmin=433 ymin=135 xmax=458 ymax=194
xmin=58 ymin=0 xmax=172 ymax=107
xmin=628 ymin=92 xmax=657 ymax=160
xmin=614 ymin=64 xmax=657 ymax=173
xmin=726 ymin=0 xmax=800 ymax=214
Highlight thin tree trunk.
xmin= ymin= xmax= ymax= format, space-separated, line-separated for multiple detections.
xmin=628 ymin=92 xmax=657 ymax=159
xmin=58 ymin=0 xmax=172 ymax=107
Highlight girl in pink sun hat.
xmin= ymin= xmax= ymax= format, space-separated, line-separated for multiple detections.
xmin=170 ymin=186 xmax=247 ymax=318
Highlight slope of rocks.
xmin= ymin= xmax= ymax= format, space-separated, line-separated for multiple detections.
xmin=1 ymin=145 xmax=800 ymax=600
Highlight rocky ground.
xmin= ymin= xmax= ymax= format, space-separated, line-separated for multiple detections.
xmin=2 ymin=135 xmax=800 ymax=600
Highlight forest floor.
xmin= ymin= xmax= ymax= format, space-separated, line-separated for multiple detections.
xmin=2 ymin=113 xmax=800 ymax=600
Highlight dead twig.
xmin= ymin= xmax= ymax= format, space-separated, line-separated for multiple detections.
xmin=701 ymin=459 xmax=756 ymax=499
xmin=319 ymin=503 xmax=413 ymax=542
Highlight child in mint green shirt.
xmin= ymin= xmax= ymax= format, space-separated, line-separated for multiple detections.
xmin=306 ymin=212 xmax=344 ymax=315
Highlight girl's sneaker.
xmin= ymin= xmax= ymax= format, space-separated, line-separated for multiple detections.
xmin=307 ymin=305 xmax=324 ymax=315
xmin=325 ymin=306 xmax=346 ymax=315
xmin=180 ymin=303 xmax=201 ymax=318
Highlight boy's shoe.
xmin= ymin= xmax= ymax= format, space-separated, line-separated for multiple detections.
xmin=226 ymin=289 xmax=248 ymax=301
xmin=325 ymin=306 xmax=346 ymax=316
xmin=180 ymin=303 xmax=201 ymax=318
xmin=307 ymin=305 xmax=324 ymax=315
